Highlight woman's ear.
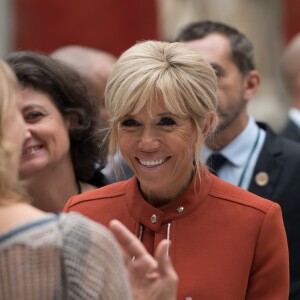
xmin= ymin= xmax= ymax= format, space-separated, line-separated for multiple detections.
xmin=202 ymin=112 xmax=216 ymax=139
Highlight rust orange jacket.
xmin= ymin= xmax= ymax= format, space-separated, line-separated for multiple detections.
xmin=64 ymin=169 xmax=289 ymax=300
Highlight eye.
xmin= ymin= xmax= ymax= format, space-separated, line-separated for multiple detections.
xmin=120 ymin=118 xmax=140 ymax=127
xmin=158 ymin=117 xmax=176 ymax=126
xmin=24 ymin=111 xmax=44 ymax=123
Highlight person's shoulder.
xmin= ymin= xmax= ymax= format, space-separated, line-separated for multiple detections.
xmin=58 ymin=212 xmax=112 ymax=236
xmin=58 ymin=212 xmax=117 ymax=249
xmin=278 ymin=133 xmax=300 ymax=153
xmin=65 ymin=179 xmax=132 ymax=209
xmin=209 ymin=176 xmax=278 ymax=214
xmin=58 ymin=212 xmax=123 ymax=266
xmin=280 ymin=118 xmax=298 ymax=136
xmin=57 ymin=212 xmax=127 ymax=298
xmin=262 ymin=122 xmax=300 ymax=155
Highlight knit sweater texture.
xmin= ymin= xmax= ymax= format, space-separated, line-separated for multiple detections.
xmin=0 ymin=212 xmax=131 ymax=300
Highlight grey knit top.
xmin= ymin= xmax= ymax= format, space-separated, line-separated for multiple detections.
xmin=0 ymin=212 xmax=131 ymax=300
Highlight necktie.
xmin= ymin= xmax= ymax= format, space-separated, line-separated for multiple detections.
xmin=206 ymin=153 xmax=227 ymax=176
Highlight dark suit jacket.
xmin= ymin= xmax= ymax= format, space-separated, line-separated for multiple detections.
xmin=249 ymin=122 xmax=300 ymax=300
xmin=280 ymin=119 xmax=300 ymax=143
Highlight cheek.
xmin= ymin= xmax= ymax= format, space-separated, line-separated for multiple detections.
xmin=215 ymin=85 xmax=226 ymax=106
xmin=175 ymin=129 xmax=196 ymax=157
xmin=52 ymin=122 xmax=71 ymax=153
xmin=118 ymin=131 xmax=132 ymax=155
xmin=61 ymin=129 xmax=71 ymax=148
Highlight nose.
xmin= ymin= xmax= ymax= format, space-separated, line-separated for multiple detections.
xmin=138 ymin=127 xmax=160 ymax=152
xmin=24 ymin=124 xmax=33 ymax=140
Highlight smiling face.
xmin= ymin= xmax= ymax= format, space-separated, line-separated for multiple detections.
xmin=19 ymin=87 xmax=71 ymax=178
xmin=118 ymin=98 xmax=197 ymax=206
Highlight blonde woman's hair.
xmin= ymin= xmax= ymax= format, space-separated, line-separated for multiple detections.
xmin=0 ymin=59 xmax=25 ymax=205
xmin=105 ymin=40 xmax=218 ymax=176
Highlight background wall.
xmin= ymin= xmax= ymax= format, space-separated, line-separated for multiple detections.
xmin=0 ymin=0 xmax=15 ymax=56
xmin=3 ymin=0 xmax=300 ymax=130
xmin=13 ymin=0 xmax=157 ymax=57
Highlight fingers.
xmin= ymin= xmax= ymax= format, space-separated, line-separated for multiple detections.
xmin=155 ymin=240 xmax=178 ymax=282
xmin=109 ymin=219 xmax=158 ymax=277
xmin=109 ymin=219 xmax=147 ymax=259
xmin=110 ymin=220 xmax=178 ymax=299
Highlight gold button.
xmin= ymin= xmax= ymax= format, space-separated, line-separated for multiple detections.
xmin=177 ymin=206 xmax=184 ymax=213
xmin=151 ymin=214 xmax=157 ymax=224
xmin=255 ymin=172 xmax=269 ymax=187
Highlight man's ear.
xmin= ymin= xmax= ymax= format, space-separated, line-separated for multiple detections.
xmin=243 ymin=70 xmax=260 ymax=101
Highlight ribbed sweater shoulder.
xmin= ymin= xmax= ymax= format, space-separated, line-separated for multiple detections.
xmin=0 ymin=212 xmax=131 ymax=300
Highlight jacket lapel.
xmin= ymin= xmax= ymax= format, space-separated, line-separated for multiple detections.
xmin=248 ymin=123 xmax=283 ymax=202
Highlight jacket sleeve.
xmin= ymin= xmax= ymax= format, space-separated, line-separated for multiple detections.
xmin=246 ymin=203 xmax=289 ymax=300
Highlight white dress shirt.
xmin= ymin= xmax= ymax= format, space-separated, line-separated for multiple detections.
xmin=202 ymin=116 xmax=266 ymax=189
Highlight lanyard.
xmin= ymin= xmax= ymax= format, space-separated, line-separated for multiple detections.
xmin=237 ymin=128 xmax=261 ymax=187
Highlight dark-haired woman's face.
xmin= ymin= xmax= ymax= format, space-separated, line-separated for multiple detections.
xmin=19 ymin=87 xmax=71 ymax=177
xmin=118 ymin=97 xmax=196 ymax=206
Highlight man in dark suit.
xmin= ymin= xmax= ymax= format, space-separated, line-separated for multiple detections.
xmin=280 ymin=34 xmax=300 ymax=142
xmin=176 ymin=20 xmax=300 ymax=300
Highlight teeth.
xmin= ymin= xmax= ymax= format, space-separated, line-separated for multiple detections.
xmin=23 ymin=146 xmax=41 ymax=155
xmin=139 ymin=158 xmax=165 ymax=167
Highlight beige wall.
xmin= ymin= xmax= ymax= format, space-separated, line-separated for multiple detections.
xmin=2 ymin=0 xmax=287 ymax=129
xmin=157 ymin=0 xmax=286 ymax=130
xmin=0 ymin=0 xmax=15 ymax=57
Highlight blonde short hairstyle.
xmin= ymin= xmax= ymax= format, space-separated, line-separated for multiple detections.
xmin=105 ymin=40 xmax=218 ymax=173
xmin=0 ymin=59 xmax=25 ymax=205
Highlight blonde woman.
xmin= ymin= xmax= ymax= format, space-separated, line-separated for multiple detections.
xmin=65 ymin=41 xmax=289 ymax=299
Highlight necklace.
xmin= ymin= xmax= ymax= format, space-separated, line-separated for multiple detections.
xmin=76 ymin=180 xmax=82 ymax=195
xmin=237 ymin=128 xmax=261 ymax=187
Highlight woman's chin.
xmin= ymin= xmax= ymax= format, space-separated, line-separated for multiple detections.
xmin=19 ymin=162 xmax=48 ymax=178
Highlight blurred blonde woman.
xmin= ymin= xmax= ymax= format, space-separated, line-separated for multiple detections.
xmin=0 ymin=59 xmax=177 ymax=300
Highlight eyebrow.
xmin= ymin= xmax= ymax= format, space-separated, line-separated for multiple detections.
xmin=21 ymin=104 xmax=45 ymax=112
xmin=122 ymin=112 xmax=178 ymax=118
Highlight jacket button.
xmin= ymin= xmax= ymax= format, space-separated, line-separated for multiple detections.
xmin=151 ymin=214 xmax=157 ymax=223
xmin=177 ymin=206 xmax=184 ymax=213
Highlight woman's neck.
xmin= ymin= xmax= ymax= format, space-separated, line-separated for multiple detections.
xmin=139 ymin=170 xmax=195 ymax=207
